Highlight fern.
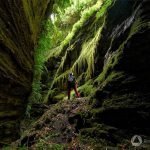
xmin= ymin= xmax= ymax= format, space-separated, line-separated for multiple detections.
xmin=30 ymin=20 xmax=52 ymax=103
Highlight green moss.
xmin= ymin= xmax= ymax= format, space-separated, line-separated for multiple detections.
xmin=95 ymin=45 xmax=123 ymax=85
xmin=46 ymin=0 xmax=106 ymax=60
xmin=71 ymin=26 xmax=103 ymax=79
xmin=95 ymin=16 xmax=149 ymax=87
xmin=51 ymin=9 xmax=106 ymax=87
xmin=52 ymin=0 xmax=108 ymax=59
xmin=43 ymin=0 xmax=114 ymax=103
xmin=102 ymin=93 xmax=141 ymax=108
xmin=30 ymin=20 xmax=53 ymax=103
xmin=78 ymin=80 xmax=96 ymax=97
xmin=53 ymin=93 xmax=66 ymax=101
xmin=129 ymin=18 xmax=150 ymax=38
xmin=11 ymin=132 xmax=65 ymax=150
xmin=49 ymin=66 xmax=72 ymax=89
xmin=91 ymin=107 xmax=105 ymax=117
xmin=22 ymin=0 xmax=50 ymax=44
xmin=79 ymin=123 xmax=112 ymax=148
xmin=103 ymin=71 xmax=124 ymax=87
xmin=96 ymin=0 xmax=113 ymax=21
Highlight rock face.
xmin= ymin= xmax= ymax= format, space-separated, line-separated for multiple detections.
xmin=89 ymin=0 xmax=150 ymax=146
xmin=8 ymin=0 xmax=150 ymax=148
xmin=42 ymin=0 xmax=150 ymax=148
xmin=0 ymin=0 xmax=53 ymax=144
xmin=95 ymin=0 xmax=150 ymax=125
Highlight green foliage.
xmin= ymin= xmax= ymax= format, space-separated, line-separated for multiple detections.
xmin=52 ymin=0 xmax=113 ymax=83
xmin=47 ymin=0 xmax=100 ymax=58
xmin=54 ymin=0 xmax=98 ymax=26
xmin=54 ymin=0 xmax=71 ymax=9
xmin=96 ymin=0 xmax=113 ymax=20
xmin=53 ymin=93 xmax=66 ymax=100
xmin=60 ymin=0 xmax=104 ymax=52
xmin=72 ymin=26 xmax=103 ymax=79
xmin=31 ymin=14 xmax=69 ymax=103
xmin=49 ymin=1 xmax=106 ymax=87
xmin=129 ymin=18 xmax=150 ymax=38
xmin=31 ymin=0 xmax=114 ymax=103
xmin=30 ymin=20 xmax=52 ymax=103
xmin=47 ymin=0 xmax=104 ymax=60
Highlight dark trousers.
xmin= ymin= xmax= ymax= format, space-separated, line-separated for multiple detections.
xmin=68 ymin=84 xmax=80 ymax=100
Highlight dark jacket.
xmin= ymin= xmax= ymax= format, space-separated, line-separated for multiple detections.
xmin=67 ymin=75 xmax=76 ymax=89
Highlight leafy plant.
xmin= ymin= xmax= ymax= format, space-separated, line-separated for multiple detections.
xmin=31 ymin=0 xmax=113 ymax=103
xmin=30 ymin=20 xmax=52 ymax=103
xmin=51 ymin=0 xmax=112 ymax=86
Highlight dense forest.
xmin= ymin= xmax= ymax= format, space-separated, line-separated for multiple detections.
xmin=0 ymin=0 xmax=150 ymax=149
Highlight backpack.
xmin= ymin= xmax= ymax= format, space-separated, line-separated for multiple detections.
xmin=68 ymin=74 xmax=75 ymax=82
xmin=68 ymin=74 xmax=76 ymax=88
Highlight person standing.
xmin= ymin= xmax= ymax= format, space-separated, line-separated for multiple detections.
xmin=67 ymin=72 xmax=80 ymax=100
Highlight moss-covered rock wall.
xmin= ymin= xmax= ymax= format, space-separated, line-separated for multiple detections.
xmin=42 ymin=0 xmax=150 ymax=147
xmin=88 ymin=0 xmax=150 ymax=145
xmin=9 ymin=0 xmax=150 ymax=148
xmin=0 ymin=0 xmax=53 ymax=145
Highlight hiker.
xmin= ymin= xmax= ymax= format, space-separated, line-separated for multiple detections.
xmin=67 ymin=72 xmax=80 ymax=100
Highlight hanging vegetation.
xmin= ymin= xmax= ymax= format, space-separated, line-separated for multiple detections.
xmin=51 ymin=0 xmax=113 ymax=87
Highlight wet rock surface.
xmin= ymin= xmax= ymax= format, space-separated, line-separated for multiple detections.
xmin=91 ymin=0 xmax=150 ymax=147
xmin=0 ymin=0 xmax=53 ymax=144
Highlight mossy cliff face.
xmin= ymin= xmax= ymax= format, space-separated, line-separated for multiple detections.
xmin=88 ymin=0 xmax=150 ymax=147
xmin=41 ymin=0 xmax=150 ymax=148
xmin=94 ymin=0 xmax=150 ymax=127
xmin=0 ymin=0 xmax=53 ymax=144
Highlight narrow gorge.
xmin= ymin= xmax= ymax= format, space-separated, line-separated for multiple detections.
xmin=0 ymin=0 xmax=150 ymax=149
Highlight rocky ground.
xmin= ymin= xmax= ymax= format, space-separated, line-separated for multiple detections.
xmin=13 ymin=98 xmax=93 ymax=149
xmin=8 ymin=97 xmax=149 ymax=149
